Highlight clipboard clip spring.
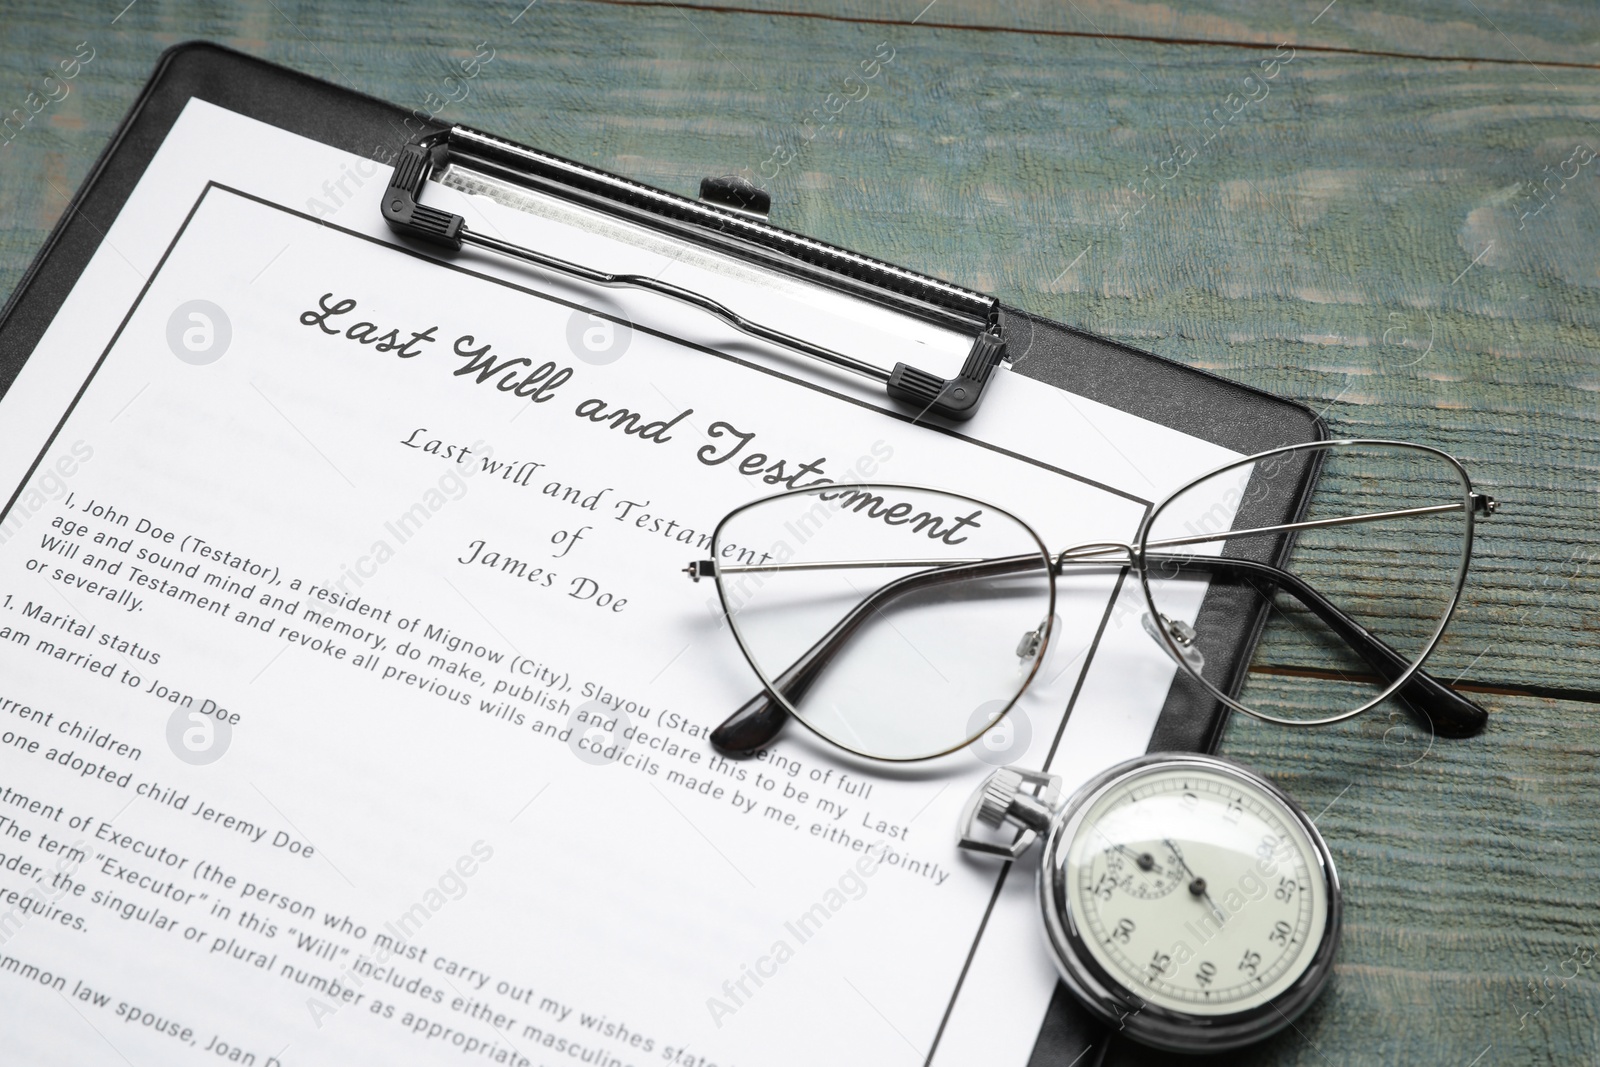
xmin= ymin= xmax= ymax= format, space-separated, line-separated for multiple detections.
xmin=381 ymin=131 xmax=1010 ymax=421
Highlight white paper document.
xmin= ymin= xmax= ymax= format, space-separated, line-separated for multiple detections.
xmin=0 ymin=102 xmax=1239 ymax=1067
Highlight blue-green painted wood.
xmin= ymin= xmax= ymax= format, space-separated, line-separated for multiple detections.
xmin=708 ymin=0 xmax=1600 ymax=67
xmin=2 ymin=4 xmax=1597 ymax=1065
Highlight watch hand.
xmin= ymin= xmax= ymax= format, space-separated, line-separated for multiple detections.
xmin=1112 ymin=843 xmax=1164 ymax=875
xmin=1164 ymin=838 xmax=1227 ymax=925
xmin=1091 ymin=824 xmax=1166 ymax=876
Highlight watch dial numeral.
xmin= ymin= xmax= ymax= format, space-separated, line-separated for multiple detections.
xmin=1065 ymin=763 xmax=1335 ymax=1020
xmin=1222 ymin=795 xmax=1244 ymax=824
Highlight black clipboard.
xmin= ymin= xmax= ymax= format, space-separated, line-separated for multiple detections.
xmin=0 ymin=42 xmax=1323 ymax=1067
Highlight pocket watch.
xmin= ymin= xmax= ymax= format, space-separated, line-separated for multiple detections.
xmin=958 ymin=753 xmax=1341 ymax=1053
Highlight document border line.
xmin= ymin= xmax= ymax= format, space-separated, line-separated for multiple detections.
xmin=0 ymin=179 xmax=1161 ymax=1064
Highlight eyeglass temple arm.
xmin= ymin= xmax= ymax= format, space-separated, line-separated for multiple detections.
xmin=709 ymin=554 xmax=1045 ymax=757
xmin=1145 ymin=553 xmax=1488 ymax=738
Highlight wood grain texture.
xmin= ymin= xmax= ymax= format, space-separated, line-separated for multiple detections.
xmin=663 ymin=0 xmax=1600 ymax=67
xmin=1216 ymin=683 xmax=1600 ymax=1067
xmin=1 ymin=2 xmax=1597 ymax=1064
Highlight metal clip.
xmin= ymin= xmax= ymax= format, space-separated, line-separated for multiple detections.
xmin=380 ymin=130 xmax=1011 ymax=421
xmin=699 ymin=175 xmax=770 ymax=220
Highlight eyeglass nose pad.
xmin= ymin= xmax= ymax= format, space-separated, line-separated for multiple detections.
xmin=1016 ymin=613 xmax=1062 ymax=666
xmin=1142 ymin=612 xmax=1206 ymax=674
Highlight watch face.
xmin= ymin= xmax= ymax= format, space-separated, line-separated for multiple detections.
xmin=1061 ymin=761 xmax=1330 ymax=1017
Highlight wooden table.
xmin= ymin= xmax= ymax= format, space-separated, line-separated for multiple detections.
xmin=2 ymin=2 xmax=1595 ymax=1063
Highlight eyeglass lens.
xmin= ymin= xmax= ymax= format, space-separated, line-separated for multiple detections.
xmin=712 ymin=485 xmax=1055 ymax=760
xmin=1140 ymin=441 xmax=1474 ymax=727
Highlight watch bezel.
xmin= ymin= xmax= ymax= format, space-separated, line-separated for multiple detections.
xmin=1036 ymin=752 xmax=1342 ymax=1053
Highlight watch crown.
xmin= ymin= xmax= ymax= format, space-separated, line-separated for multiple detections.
xmin=978 ymin=768 xmax=1024 ymax=828
xmin=959 ymin=767 xmax=1062 ymax=860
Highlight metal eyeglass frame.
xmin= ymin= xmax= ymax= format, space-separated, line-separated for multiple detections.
xmin=683 ymin=439 xmax=1498 ymax=761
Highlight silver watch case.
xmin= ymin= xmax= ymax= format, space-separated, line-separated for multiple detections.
xmin=962 ymin=752 xmax=1342 ymax=1053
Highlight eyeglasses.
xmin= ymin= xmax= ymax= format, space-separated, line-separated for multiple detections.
xmin=683 ymin=439 xmax=1497 ymax=762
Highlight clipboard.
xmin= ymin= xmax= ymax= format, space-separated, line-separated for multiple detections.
xmin=0 ymin=42 xmax=1324 ymax=1067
